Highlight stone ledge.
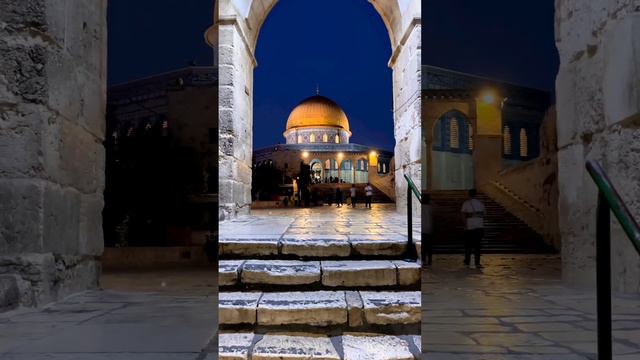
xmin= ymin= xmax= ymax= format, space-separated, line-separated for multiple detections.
xmin=218 ymin=291 xmax=421 ymax=327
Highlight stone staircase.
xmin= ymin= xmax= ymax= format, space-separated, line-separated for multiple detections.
xmin=428 ymin=191 xmax=556 ymax=254
xmin=218 ymin=234 xmax=421 ymax=359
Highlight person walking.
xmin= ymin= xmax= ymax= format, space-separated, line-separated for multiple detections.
xmin=350 ymin=184 xmax=357 ymax=208
xmin=422 ymin=194 xmax=433 ymax=267
xmin=461 ymin=189 xmax=485 ymax=268
xmin=364 ymin=183 xmax=373 ymax=209
xmin=335 ymin=187 xmax=343 ymax=208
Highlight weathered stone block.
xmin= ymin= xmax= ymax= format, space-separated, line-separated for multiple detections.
xmin=349 ymin=235 xmax=406 ymax=256
xmin=219 ymin=237 xmax=279 ymax=257
xmin=393 ymin=260 xmax=421 ymax=286
xmin=345 ymin=291 xmax=364 ymax=327
xmin=257 ymin=291 xmax=347 ymax=326
xmin=360 ymin=291 xmax=421 ymax=325
xmin=219 ymin=332 xmax=254 ymax=360
xmin=241 ymin=260 xmax=321 ymax=286
xmin=42 ymin=184 xmax=80 ymax=254
xmin=342 ymin=334 xmax=414 ymax=360
xmin=0 ymin=179 xmax=43 ymax=254
xmin=252 ymin=333 xmax=340 ymax=360
xmin=219 ymin=292 xmax=261 ymax=325
xmin=219 ymin=260 xmax=245 ymax=286
xmin=321 ymin=261 xmax=396 ymax=287
xmin=281 ymin=235 xmax=351 ymax=258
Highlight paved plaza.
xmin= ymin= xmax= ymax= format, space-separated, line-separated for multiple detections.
xmin=423 ymin=255 xmax=640 ymax=359
xmin=0 ymin=269 xmax=217 ymax=360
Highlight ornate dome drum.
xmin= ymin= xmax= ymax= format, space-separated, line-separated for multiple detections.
xmin=283 ymin=95 xmax=352 ymax=145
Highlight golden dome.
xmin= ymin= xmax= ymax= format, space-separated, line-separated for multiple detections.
xmin=285 ymin=95 xmax=350 ymax=132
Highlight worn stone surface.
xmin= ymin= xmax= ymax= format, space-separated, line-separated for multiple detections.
xmin=257 ymin=291 xmax=347 ymax=326
xmin=241 ymin=260 xmax=321 ymax=285
xmin=219 ymin=236 xmax=279 ymax=257
xmin=555 ymin=1 xmax=640 ymax=292
xmin=360 ymin=291 xmax=421 ymax=325
xmin=219 ymin=292 xmax=261 ymax=325
xmin=219 ymin=261 xmax=245 ymax=286
xmin=281 ymin=235 xmax=351 ymax=258
xmin=218 ymin=332 xmax=254 ymax=360
xmin=349 ymin=235 xmax=407 ymax=256
xmin=0 ymin=0 xmax=107 ymax=308
xmin=393 ymin=261 xmax=421 ymax=286
xmin=345 ymin=291 xmax=364 ymax=327
xmin=251 ymin=333 xmax=340 ymax=360
xmin=322 ymin=260 xmax=397 ymax=287
xmin=342 ymin=334 xmax=415 ymax=360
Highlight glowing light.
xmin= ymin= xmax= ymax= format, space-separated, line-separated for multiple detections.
xmin=302 ymin=151 xmax=309 ymax=158
xmin=370 ymin=151 xmax=378 ymax=157
xmin=338 ymin=152 xmax=344 ymax=158
xmin=480 ymin=89 xmax=497 ymax=105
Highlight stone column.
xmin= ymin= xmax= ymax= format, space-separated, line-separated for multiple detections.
xmin=390 ymin=20 xmax=422 ymax=214
xmin=217 ymin=13 xmax=256 ymax=220
xmin=555 ymin=2 xmax=640 ymax=292
xmin=0 ymin=0 xmax=107 ymax=307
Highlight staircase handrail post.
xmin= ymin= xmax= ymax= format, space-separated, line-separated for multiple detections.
xmin=403 ymin=174 xmax=419 ymax=262
xmin=596 ymin=190 xmax=612 ymax=360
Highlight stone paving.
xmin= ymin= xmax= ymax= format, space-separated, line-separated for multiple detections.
xmin=423 ymin=255 xmax=640 ymax=359
xmin=0 ymin=269 xmax=217 ymax=359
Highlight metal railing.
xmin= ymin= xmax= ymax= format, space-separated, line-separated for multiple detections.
xmin=404 ymin=174 xmax=422 ymax=261
xmin=585 ymin=160 xmax=640 ymax=360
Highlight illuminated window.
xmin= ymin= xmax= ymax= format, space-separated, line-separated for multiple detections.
xmin=323 ymin=133 xmax=328 ymax=142
xmin=503 ymin=126 xmax=512 ymax=155
xmin=297 ymin=135 xmax=302 ymax=144
xmin=325 ymin=159 xmax=330 ymax=169
xmin=310 ymin=134 xmax=316 ymax=143
xmin=520 ymin=128 xmax=528 ymax=158
xmin=335 ymin=135 xmax=340 ymax=144
xmin=449 ymin=119 xmax=459 ymax=149
xmin=468 ymin=125 xmax=474 ymax=151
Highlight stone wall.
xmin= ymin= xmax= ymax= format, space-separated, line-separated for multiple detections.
xmin=555 ymin=1 xmax=640 ymax=291
xmin=0 ymin=0 xmax=107 ymax=307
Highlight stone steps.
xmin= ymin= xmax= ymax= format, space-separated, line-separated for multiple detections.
xmin=219 ymin=290 xmax=421 ymax=328
xmin=219 ymin=234 xmax=411 ymax=259
xmin=219 ymin=260 xmax=420 ymax=289
xmin=219 ymin=332 xmax=421 ymax=360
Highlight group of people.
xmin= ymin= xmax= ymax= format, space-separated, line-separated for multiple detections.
xmin=422 ymin=189 xmax=486 ymax=269
xmin=333 ymin=183 xmax=374 ymax=209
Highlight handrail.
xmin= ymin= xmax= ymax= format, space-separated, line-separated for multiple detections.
xmin=586 ymin=161 xmax=640 ymax=253
xmin=585 ymin=160 xmax=640 ymax=360
xmin=403 ymin=174 xmax=421 ymax=261
xmin=404 ymin=174 xmax=422 ymax=204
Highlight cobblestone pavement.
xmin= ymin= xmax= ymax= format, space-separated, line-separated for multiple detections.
xmin=423 ymin=255 xmax=640 ymax=359
xmin=0 ymin=269 xmax=217 ymax=359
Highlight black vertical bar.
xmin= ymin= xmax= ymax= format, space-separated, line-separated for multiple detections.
xmin=405 ymin=185 xmax=414 ymax=261
xmin=597 ymin=191 xmax=612 ymax=360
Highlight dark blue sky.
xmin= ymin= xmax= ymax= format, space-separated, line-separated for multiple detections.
xmin=107 ymin=0 xmax=213 ymax=85
xmin=423 ymin=0 xmax=559 ymax=92
xmin=253 ymin=0 xmax=394 ymax=150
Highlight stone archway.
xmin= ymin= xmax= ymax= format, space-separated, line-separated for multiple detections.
xmin=210 ymin=0 xmax=422 ymax=220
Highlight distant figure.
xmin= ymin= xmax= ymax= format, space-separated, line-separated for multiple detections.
xmin=461 ymin=189 xmax=485 ymax=268
xmin=335 ymin=188 xmax=343 ymax=208
xmin=350 ymin=184 xmax=357 ymax=208
xmin=364 ymin=183 xmax=373 ymax=209
xmin=422 ymin=194 xmax=433 ymax=267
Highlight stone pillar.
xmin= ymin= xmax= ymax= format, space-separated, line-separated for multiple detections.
xmin=217 ymin=14 xmax=256 ymax=220
xmin=391 ymin=20 xmax=422 ymax=214
xmin=0 ymin=0 xmax=107 ymax=307
xmin=555 ymin=2 xmax=640 ymax=292
xmin=473 ymin=97 xmax=503 ymax=187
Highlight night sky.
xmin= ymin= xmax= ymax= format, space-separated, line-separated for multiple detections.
xmin=107 ymin=0 xmax=559 ymax=150
xmin=253 ymin=0 xmax=394 ymax=150
xmin=423 ymin=0 xmax=559 ymax=92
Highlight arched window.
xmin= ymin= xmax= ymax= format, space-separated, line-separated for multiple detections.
xmin=468 ymin=125 xmax=474 ymax=151
xmin=325 ymin=159 xmax=331 ymax=169
xmin=322 ymin=133 xmax=328 ymax=143
xmin=520 ymin=128 xmax=528 ymax=158
xmin=335 ymin=134 xmax=340 ymax=144
xmin=297 ymin=135 xmax=302 ymax=144
xmin=503 ymin=126 xmax=512 ymax=155
xmin=310 ymin=134 xmax=316 ymax=143
xmin=450 ymin=118 xmax=459 ymax=149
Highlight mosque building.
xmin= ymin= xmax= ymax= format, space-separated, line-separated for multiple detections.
xmin=253 ymin=93 xmax=395 ymax=202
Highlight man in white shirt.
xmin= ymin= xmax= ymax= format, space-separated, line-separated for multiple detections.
xmin=364 ymin=183 xmax=373 ymax=209
xmin=350 ymin=184 xmax=357 ymax=208
xmin=461 ymin=189 xmax=485 ymax=268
